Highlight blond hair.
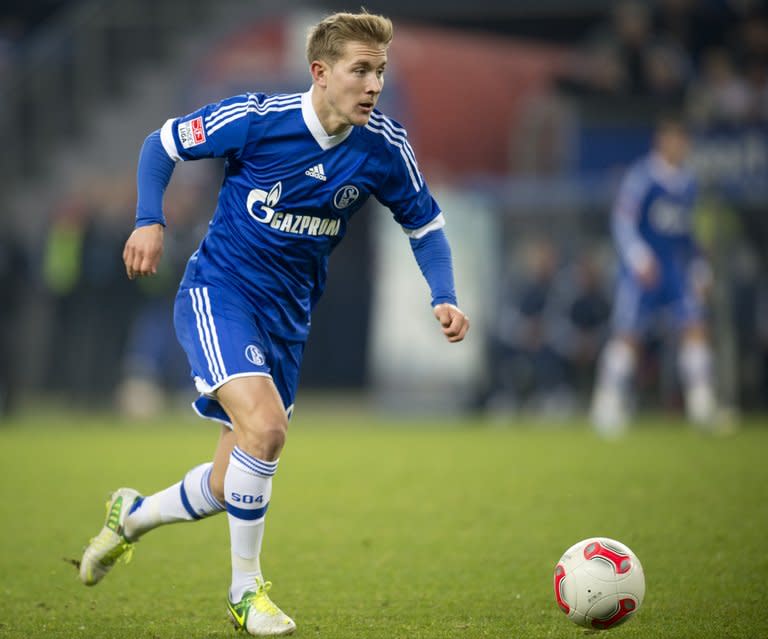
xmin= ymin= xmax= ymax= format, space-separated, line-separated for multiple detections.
xmin=306 ymin=11 xmax=393 ymax=65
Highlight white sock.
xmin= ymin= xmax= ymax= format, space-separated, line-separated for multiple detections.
xmin=597 ymin=339 xmax=636 ymax=393
xmin=591 ymin=339 xmax=636 ymax=431
xmin=592 ymin=339 xmax=636 ymax=403
xmin=123 ymin=462 xmax=225 ymax=540
xmin=678 ymin=340 xmax=716 ymax=423
xmin=225 ymin=446 xmax=277 ymax=603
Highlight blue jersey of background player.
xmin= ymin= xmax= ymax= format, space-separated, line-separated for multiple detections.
xmin=611 ymin=132 xmax=700 ymax=334
xmin=591 ymin=117 xmax=717 ymax=437
xmin=79 ymin=12 xmax=469 ymax=637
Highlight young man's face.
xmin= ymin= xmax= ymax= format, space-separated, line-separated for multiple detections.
xmin=316 ymin=40 xmax=388 ymax=132
xmin=656 ymin=126 xmax=690 ymax=166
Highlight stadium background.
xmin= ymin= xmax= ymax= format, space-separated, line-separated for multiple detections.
xmin=1 ymin=3 xmax=768 ymax=639
xmin=2 ymin=0 xmax=767 ymax=420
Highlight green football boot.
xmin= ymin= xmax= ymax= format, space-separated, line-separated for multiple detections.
xmin=79 ymin=487 xmax=142 ymax=586
xmin=227 ymin=579 xmax=296 ymax=636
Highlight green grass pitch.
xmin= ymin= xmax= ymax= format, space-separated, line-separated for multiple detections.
xmin=0 ymin=408 xmax=766 ymax=638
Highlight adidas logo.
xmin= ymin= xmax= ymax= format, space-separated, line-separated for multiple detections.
xmin=305 ymin=163 xmax=327 ymax=181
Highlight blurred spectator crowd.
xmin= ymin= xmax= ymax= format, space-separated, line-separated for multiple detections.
xmin=41 ymin=172 xmax=212 ymax=413
xmin=558 ymin=0 xmax=768 ymax=126
xmin=0 ymin=1 xmax=64 ymax=86
xmin=0 ymin=166 xmax=218 ymax=417
xmin=479 ymin=238 xmax=613 ymax=415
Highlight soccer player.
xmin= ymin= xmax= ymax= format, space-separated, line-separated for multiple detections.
xmin=77 ymin=11 xmax=469 ymax=637
xmin=590 ymin=116 xmax=716 ymax=436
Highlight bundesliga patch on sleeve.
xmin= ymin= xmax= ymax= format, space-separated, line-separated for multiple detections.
xmin=177 ymin=117 xmax=206 ymax=149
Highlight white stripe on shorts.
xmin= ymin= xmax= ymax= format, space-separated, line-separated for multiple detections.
xmin=190 ymin=288 xmax=226 ymax=383
xmin=201 ymin=287 xmax=227 ymax=379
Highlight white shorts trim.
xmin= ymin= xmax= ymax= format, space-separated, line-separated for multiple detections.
xmin=194 ymin=371 xmax=273 ymax=397
xmin=191 ymin=400 xmax=234 ymax=428
xmin=192 ymin=373 xmax=294 ymax=429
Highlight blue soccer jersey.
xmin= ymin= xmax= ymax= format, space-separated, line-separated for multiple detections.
xmin=612 ymin=153 xmax=698 ymax=284
xmin=610 ymin=152 xmax=703 ymax=333
xmin=158 ymin=88 xmax=444 ymax=342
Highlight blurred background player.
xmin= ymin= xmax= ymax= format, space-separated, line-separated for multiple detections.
xmin=591 ymin=116 xmax=717 ymax=436
xmin=76 ymin=10 xmax=468 ymax=638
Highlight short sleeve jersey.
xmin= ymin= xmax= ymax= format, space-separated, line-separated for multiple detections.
xmin=160 ymin=89 xmax=442 ymax=341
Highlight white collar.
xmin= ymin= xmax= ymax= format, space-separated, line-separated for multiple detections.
xmin=649 ymin=152 xmax=690 ymax=192
xmin=301 ymin=86 xmax=353 ymax=151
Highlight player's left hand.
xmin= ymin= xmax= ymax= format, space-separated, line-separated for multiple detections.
xmin=433 ymin=303 xmax=470 ymax=343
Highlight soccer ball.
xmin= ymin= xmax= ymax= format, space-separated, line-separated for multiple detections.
xmin=553 ymin=537 xmax=645 ymax=630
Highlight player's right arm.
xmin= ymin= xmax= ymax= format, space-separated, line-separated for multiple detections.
xmin=124 ymin=127 xmax=174 ymax=279
xmin=611 ymin=167 xmax=658 ymax=289
xmin=124 ymin=95 xmax=256 ymax=279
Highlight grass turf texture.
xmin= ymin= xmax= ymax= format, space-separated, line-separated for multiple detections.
xmin=0 ymin=410 xmax=766 ymax=638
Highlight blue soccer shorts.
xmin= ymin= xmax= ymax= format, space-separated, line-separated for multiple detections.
xmin=173 ymin=285 xmax=304 ymax=426
xmin=611 ymin=269 xmax=703 ymax=336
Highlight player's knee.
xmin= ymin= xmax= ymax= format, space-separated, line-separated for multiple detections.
xmin=238 ymin=415 xmax=288 ymax=461
xmin=259 ymin=424 xmax=287 ymax=459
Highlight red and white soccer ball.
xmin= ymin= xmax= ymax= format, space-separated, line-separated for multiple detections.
xmin=553 ymin=537 xmax=645 ymax=630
